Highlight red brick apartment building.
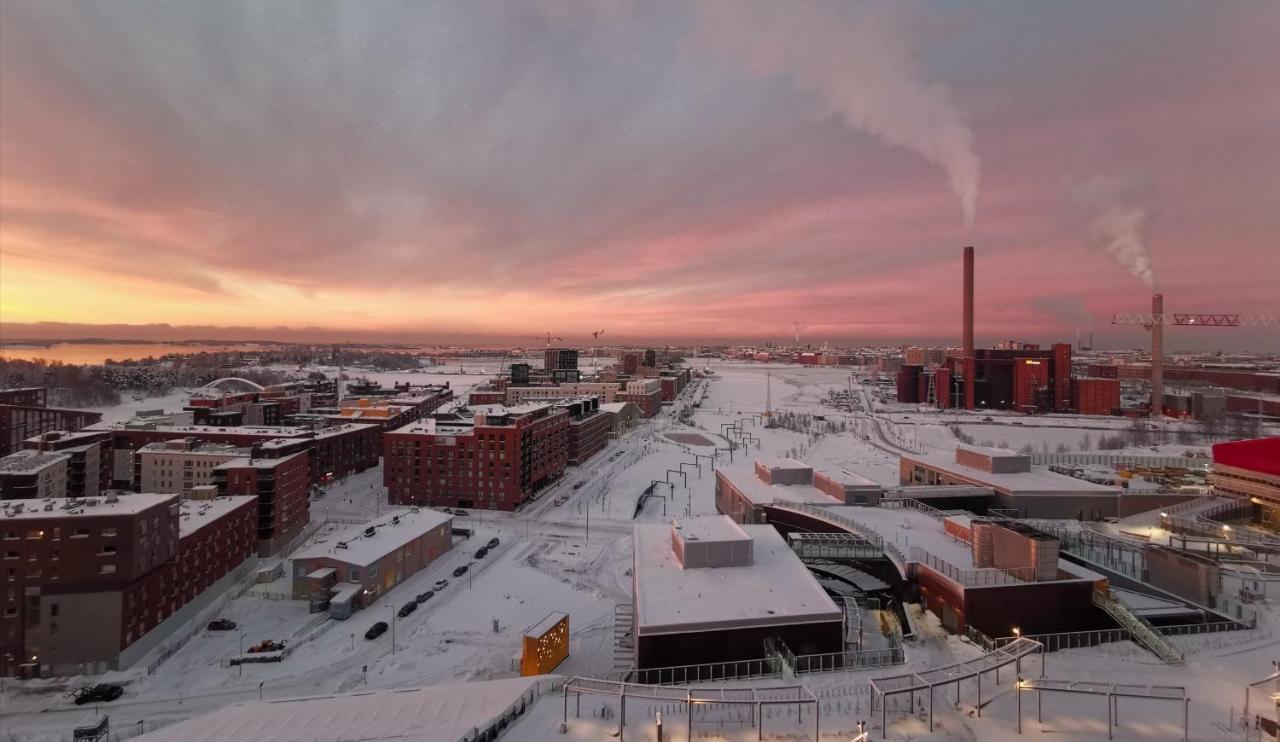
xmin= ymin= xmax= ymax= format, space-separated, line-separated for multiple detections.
xmin=104 ymin=421 xmax=380 ymax=488
xmin=1 ymin=493 xmax=256 ymax=676
xmin=212 ymin=451 xmax=310 ymax=555
xmin=564 ymin=398 xmax=610 ymax=465
xmin=384 ymin=403 xmax=569 ymax=510
xmin=1 ymin=387 xmax=103 ymax=458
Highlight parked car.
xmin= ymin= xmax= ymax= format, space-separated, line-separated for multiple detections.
xmin=72 ymin=684 xmax=124 ymax=706
xmin=207 ymin=618 xmax=237 ymax=631
xmin=981 ymin=416 xmax=994 ymax=422
xmin=434 ymin=579 xmax=448 ymax=590
xmin=453 ymin=509 xmax=470 ymax=517
xmin=573 ymin=481 xmax=586 ymax=490
xmin=397 ymin=602 xmax=417 ymax=618
xmin=416 ymin=590 xmax=434 ymax=603
xmin=452 ymin=565 xmax=468 ymax=577
xmin=439 ymin=507 xmax=453 ymax=514
xmin=552 ymin=495 xmax=568 ymax=506
xmin=475 ymin=546 xmax=489 ymax=559
xmin=365 ymin=622 xmax=388 ymax=640
xmin=487 ymin=537 xmax=500 ymax=549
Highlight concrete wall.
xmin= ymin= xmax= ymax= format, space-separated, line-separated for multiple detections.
xmin=117 ymin=555 xmax=258 ymax=671
xmin=31 ymin=590 xmax=123 ymax=676
xmin=1144 ymin=545 xmax=1219 ymax=606
xmin=636 ymin=620 xmax=842 ymax=669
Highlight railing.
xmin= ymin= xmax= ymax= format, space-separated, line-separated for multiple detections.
xmin=993 ymin=628 xmax=1133 ymax=653
xmin=910 ymin=546 xmax=1033 ymax=586
xmin=458 ymin=676 xmax=566 ymax=742
xmin=964 ymin=625 xmax=996 ymax=651
xmin=1157 ymin=619 xmax=1255 ymax=635
xmin=1028 ymin=452 xmax=1210 ymax=469
xmin=793 ymin=646 xmax=905 ymax=673
xmin=622 ymin=657 xmax=783 ymax=685
xmin=1092 ymin=588 xmax=1184 ymax=664
xmin=769 ymin=500 xmax=884 ymax=548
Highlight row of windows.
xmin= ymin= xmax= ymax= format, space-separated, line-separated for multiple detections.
xmin=3 ymin=526 xmax=118 ymax=540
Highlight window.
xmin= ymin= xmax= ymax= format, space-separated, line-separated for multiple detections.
xmin=3 ymin=552 xmax=16 ymax=561
xmin=24 ymin=529 xmax=43 ymax=540
xmin=101 ymin=527 xmax=117 ymax=538
xmin=99 ymin=565 xmax=116 ymax=575
xmin=99 ymin=545 xmax=117 ymax=556
xmin=50 ymin=603 xmax=59 ymax=617
xmin=349 ymin=568 xmax=360 ymax=581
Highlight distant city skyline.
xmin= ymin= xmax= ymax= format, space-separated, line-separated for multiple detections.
xmin=1 ymin=1 xmax=1277 ymax=351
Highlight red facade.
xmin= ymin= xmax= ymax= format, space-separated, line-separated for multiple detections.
xmin=214 ymin=451 xmax=310 ymax=555
xmin=1213 ymin=437 xmax=1280 ymax=477
xmin=1012 ymin=358 xmax=1049 ymax=413
xmin=385 ymin=406 xmax=569 ymax=510
xmin=1072 ymin=377 xmax=1121 ymax=416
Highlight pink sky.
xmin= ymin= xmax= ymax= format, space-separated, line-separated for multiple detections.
xmin=1 ymin=1 xmax=1277 ymax=350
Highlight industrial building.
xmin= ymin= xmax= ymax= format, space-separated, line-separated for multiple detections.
xmin=290 ymin=507 xmax=453 ymax=613
xmin=0 ymin=493 xmax=257 ymax=677
xmin=631 ymin=516 xmax=843 ymax=668
xmin=384 ymin=403 xmax=569 ymax=510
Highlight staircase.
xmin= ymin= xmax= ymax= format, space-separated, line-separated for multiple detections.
xmin=1092 ymin=589 xmax=1183 ymax=664
xmin=612 ymin=603 xmax=635 ymax=674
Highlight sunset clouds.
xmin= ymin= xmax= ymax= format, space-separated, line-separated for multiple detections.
xmin=1 ymin=1 xmax=1277 ymax=348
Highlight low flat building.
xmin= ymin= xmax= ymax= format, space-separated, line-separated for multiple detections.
xmin=899 ymin=445 xmax=1190 ymax=518
xmin=290 ymin=507 xmax=453 ymax=609
xmin=1210 ymin=436 xmax=1280 ymax=529
xmin=716 ymin=459 xmax=881 ymax=524
xmin=632 ymin=516 xmax=842 ymax=668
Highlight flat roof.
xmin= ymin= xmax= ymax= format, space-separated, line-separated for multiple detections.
xmin=817 ymin=468 xmax=881 ymax=489
xmin=179 ymin=496 xmax=256 ymax=538
xmin=826 ymin=506 xmax=977 ymax=568
xmin=292 ymin=508 xmax=453 ymax=568
xmin=716 ymin=463 xmax=843 ymax=506
xmin=100 ymin=422 xmax=378 ymax=439
xmin=212 ymin=451 xmax=307 ymax=470
xmin=673 ymin=516 xmax=750 ymax=544
xmin=757 ymin=457 xmax=810 ymax=470
xmin=133 ymin=675 xmax=545 ymax=742
xmin=0 ymin=493 xmax=177 ymax=520
xmin=0 ymin=450 xmax=69 ymax=473
xmin=599 ymin=402 xmax=637 ymax=413
xmin=633 ymin=522 xmax=840 ymax=636
xmin=526 ymin=611 xmax=568 ymax=637
xmin=138 ymin=442 xmax=247 ymax=457
xmin=902 ymin=450 xmax=1118 ymax=495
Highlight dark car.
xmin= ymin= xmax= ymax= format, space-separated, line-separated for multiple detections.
xmin=475 ymin=546 xmax=488 ymax=559
xmin=207 ymin=618 xmax=237 ymax=631
xmin=365 ymin=621 xmax=389 ymax=640
xmin=415 ymin=590 xmax=434 ymax=603
xmin=452 ymin=564 xmax=468 ymax=577
xmin=573 ymin=481 xmax=585 ymax=490
xmin=487 ymin=537 xmax=500 ymax=549
xmin=397 ymin=602 xmax=418 ymax=618
xmin=73 ymin=684 xmax=123 ymax=706
xmin=452 ymin=509 xmax=470 ymax=517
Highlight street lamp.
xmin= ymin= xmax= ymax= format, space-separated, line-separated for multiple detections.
xmin=389 ymin=606 xmax=397 ymax=654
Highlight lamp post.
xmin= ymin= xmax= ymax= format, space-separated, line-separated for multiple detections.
xmin=390 ymin=606 xmax=397 ymax=655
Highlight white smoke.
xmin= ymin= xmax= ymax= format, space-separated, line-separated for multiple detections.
xmin=1090 ymin=206 xmax=1156 ymax=289
xmin=696 ymin=1 xmax=981 ymax=228
xmin=1074 ymin=172 xmax=1158 ymax=288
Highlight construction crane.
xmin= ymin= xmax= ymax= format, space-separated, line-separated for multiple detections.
xmin=1110 ymin=293 xmax=1278 ymax=416
xmin=524 ymin=333 xmax=563 ymax=347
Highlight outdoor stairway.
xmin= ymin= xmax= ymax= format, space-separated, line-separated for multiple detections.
xmin=612 ymin=603 xmax=635 ymax=674
xmin=1092 ymin=589 xmax=1184 ymax=664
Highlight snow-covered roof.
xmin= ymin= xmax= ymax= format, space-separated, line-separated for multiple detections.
xmin=212 ymin=451 xmax=307 ymax=471
xmin=525 ymin=611 xmax=568 ymax=638
xmin=291 ymin=508 xmax=453 ymax=568
xmin=178 ymin=496 xmax=255 ymax=538
xmin=902 ymin=450 xmax=1119 ymax=495
xmin=0 ymin=450 xmax=68 ymax=473
xmin=673 ymin=516 xmax=749 ymax=544
xmin=633 ymin=521 xmax=840 ymax=636
xmin=133 ymin=675 xmax=547 ymax=742
xmin=716 ymin=463 xmax=843 ymax=506
xmin=599 ymin=401 xmax=637 ymax=413
xmin=826 ymin=506 xmax=977 ymax=567
xmin=0 ymin=493 xmax=176 ymax=520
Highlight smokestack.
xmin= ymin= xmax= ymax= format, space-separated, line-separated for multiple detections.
xmin=1151 ymin=292 xmax=1164 ymax=417
xmin=963 ymin=246 xmax=975 ymax=357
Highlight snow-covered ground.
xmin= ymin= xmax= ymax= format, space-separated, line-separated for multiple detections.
xmin=4 ymin=360 xmax=1275 ymax=741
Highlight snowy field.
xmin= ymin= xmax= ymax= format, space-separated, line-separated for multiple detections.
xmin=3 ymin=360 xmax=1276 ymax=741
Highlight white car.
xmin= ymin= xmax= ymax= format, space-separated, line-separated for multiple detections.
xmin=433 ymin=579 xmax=448 ymax=591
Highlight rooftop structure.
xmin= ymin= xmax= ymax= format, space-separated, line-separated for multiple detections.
xmin=177 ymin=495 xmax=258 ymax=538
xmin=0 ymin=450 xmax=69 ymax=474
xmin=0 ymin=492 xmax=177 ymax=520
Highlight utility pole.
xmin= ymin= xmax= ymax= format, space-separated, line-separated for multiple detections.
xmin=390 ymin=606 xmax=396 ymax=655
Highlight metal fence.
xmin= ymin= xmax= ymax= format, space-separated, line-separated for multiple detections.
xmin=1028 ymin=452 xmax=1210 ymax=469
xmin=1157 ymin=619 xmax=1255 ymax=635
xmin=770 ymin=500 xmax=884 ymax=548
xmin=622 ymin=658 xmax=783 ymax=686
xmin=993 ymin=628 xmax=1133 ymax=653
xmin=910 ymin=546 xmax=1033 ymax=586
xmin=793 ymin=646 xmax=905 ymax=673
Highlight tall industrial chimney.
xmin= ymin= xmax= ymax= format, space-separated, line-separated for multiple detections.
xmin=1151 ymin=292 xmax=1164 ymax=417
xmin=963 ymin=246 xmax=975 ymax=357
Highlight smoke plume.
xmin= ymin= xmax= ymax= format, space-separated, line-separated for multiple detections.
xmin=1074 ymin=172 xmax=1157 ymax=288
xmin=1090 ymin=206 xmax=1156 ymax=288
xmin=697 ymin=1 xmax=981 ymax=228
